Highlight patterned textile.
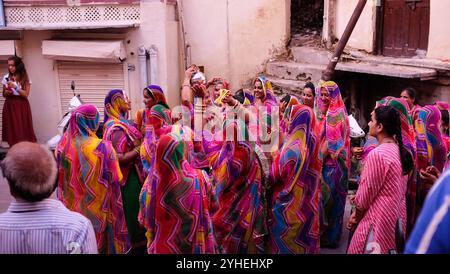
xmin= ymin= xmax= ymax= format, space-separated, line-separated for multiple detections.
xmin=137 ymin=86 xmax=173 ymax=178
xmin=252 ymin=76 xmax=279 ymax=165
xmin=414 ymin=105 xmax=447 ymax=207
xmin=103 ymin=89 xmax=143 ymax=181
xmin=280 ymin=95 xmax=301 ymax=136
xmin=415 ymin=105 xmax=447 ymax=172
xmin=270 ymin=105 xmax=321 ymax=254
xmin=135 ymin=85 xmax=172 ymax=133
xmin=377 ymin=97 xmax=416 ymax=161
xmin=377 ymin=96 xmax=417 ymax=234
xmin=315 ymin=81 xmax=350 ymax=247
xmin=56 ymin=104 xmax=129 ymax=254
xmin=138 ymin=126 xmax=217 ymax=254
xmin=405 ymin=168 xmax=450 ymax=254
xmin=435 ymin=102 xmax=450 ymax=170
xmin=348 ymin=143 xmax=407 ymax=254
xmin=208 ymin=119 xmax=267 ymax=254
xmin=362 ymin=135 xmax=378 ymax=163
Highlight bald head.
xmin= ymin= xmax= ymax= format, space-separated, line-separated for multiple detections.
xmin=1 ymin=142 xmax=57 ymax=202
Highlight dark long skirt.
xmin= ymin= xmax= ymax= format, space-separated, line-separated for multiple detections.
xmin=121 ymin=166 xmax=147 ymax=254
xmin=2 ymin=95 xmax=37 ymax=145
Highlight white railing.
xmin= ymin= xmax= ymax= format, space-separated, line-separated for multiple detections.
xmin=4 ymin=4 xmax=140 ymax=29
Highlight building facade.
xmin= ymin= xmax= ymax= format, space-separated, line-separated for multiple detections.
xmin=0 ymin=0 xmax=448 ymax=142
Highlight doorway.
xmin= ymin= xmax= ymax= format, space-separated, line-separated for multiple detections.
xmin=381 ymin=0 xmax=430 ymax=57
xmin=290 ymin=0 xmax=324 ymax=47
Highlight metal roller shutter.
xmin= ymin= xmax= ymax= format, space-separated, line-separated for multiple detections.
xmin=57 ymin=61 xmax=125 ymax=120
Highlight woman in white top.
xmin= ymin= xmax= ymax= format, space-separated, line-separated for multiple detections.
xmin=1 ymin=56 xmax=36 ymax=146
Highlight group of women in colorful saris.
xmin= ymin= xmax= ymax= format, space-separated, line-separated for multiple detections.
xmin=53 ymin=64 xmax=450 ymax=254
xmin=347 ymin=90 xmax=450 ymax=253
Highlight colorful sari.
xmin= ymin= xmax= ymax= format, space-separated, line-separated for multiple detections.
xmin=316 ymin=81 xmax=350 ymax=247
xmin=414 ymin=105 xmax=447 ymax=206
xmin=138 ymin=125 xmax=217 ymax=254
xmin=103 ymin=89 xmax=146 ymax=251
xmin=135 ymin=85 xmax=172 ymax=134
xmin=56 ymin=104 xmax=129 ymax=254
xmin=137 ymin=85 xmax=173 ymax=179
xmin=280 ymin=95 xmax=301 ymax=136
xmin=253 ymin=76 xmax=279 ymax=150
xmin=377 ymin=96 xmax=417 ymax=234
xmin=208 ymin=120 xmax=267 ymax=254
xmin=270 ymin=105 xmax=321 ymax=254
xmin=436 ymin=102 xmax=450 ymax=170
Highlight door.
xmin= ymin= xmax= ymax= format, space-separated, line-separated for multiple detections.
xmin=57 ymin=61 xmax=125 ymax=120
xmin=382 ymin=0 xmax=430 ymax=57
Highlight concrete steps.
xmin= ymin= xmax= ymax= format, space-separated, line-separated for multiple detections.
xmin=265 ymin=46 xmax=330 ymax=94
xmin=266 ymin=76 xmax=306 ymax=96
xmin=292 ymin=46 xmax=332 ymax=65
xmin=266 ymin=61 xmax=324 ymax=82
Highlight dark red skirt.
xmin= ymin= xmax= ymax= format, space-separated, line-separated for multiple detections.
xmin=2 ymin=95 xmax=37 ymax=146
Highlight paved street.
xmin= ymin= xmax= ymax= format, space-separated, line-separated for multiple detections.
xmin=0 ymin=176 xmax=352 ymax=254
xmin=320 ymin=195 xmax=353 ymax=254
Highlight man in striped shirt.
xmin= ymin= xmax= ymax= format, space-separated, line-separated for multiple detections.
xmin=405 ymin=168 xmax=450 ymax=254
xmin=0 ymin=142 xmax=98 ymax=254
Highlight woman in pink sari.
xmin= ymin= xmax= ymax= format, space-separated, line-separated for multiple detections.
xmin=315 ymin=81 xmax=350 ymax=248
xmin=270 ymin=105 xmax=321 ymax=254
xmin=207 ymin=120 xmax=267 ymax=254
xmin=56 ymin=104 xmax=129 ymax=254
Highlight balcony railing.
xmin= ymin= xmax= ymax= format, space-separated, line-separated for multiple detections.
xmin=2 ymin=3 xmax=140 ymax=29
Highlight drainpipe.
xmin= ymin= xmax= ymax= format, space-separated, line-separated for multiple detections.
xmin=138 ymin=46 xmax=148 ymax=101
xmin=148 ymin=45 xmax=158 ymax=85
xmin=322 ymin=0 xmax=368 ymax=81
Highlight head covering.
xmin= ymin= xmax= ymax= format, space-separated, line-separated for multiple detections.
xmin=235 ymin=89 xmax=255 ymax=107
xmin=436 ymin=101 xmax=450 ymax=112
xmin=377 ymin=96 xmax=417 ymax=162
xmin=103 ymin=89 xmax=141 ymax=140
xmin=315 ymin=82 xmax=350 ymax=247
xmin=56 ymin=104 xmax=129 ymax=254
xmin=254 ymin=76 xmax=278 ymax=105
xmin=270 ymin=104 xmax=321 ymax=254
xmin=210 ymin=77 xmax=230 ymax=90
xmin=316 ymin=81 xmax=350 ymax=166
xmin=253 ymin=76 xmax=279 ymax=153
xmin=136 ymin=85 xmax=172 ymax=134
xmin=280 ymin=95 xmax=301 ymax=135
xmin=104 ymin=89 xmax=128 ymax=124
xmin=435 ymin=101 xmax=450 ymax=170
xmin=144 ymin=85 xmax=169 ymax=108
xmin=138 ymin=126 xmax=217 ymax=254
xmin=208 ymin=119 xmax=267 ymax=254
xmin=415 ymin=105 xmax=447 ymax=172
xmin=103 ymin=89 xmax=143 ymax=181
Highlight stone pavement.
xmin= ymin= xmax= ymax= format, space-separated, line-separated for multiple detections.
xmin=0 ymin=174 xmax=352 ymax=254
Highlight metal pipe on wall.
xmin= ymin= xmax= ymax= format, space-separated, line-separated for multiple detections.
xmin=322 ymin=0 xmax=368 ymax=81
